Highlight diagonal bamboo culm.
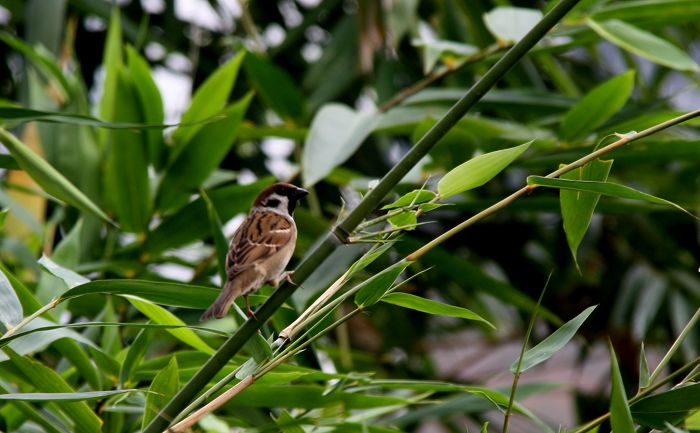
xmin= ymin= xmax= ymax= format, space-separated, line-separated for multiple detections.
xmin=143 ymin=1 xmax=582 ymax=431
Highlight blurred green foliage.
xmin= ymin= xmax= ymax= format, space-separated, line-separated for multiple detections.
xmin=0 ymin=1 xmax=699 ymax=432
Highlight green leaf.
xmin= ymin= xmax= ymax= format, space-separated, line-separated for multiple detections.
xmin=437 ymin=141 xmax=531 ymax=198
xmin=234 ymin=384 xmax=409 ymax=409
xmin=302 ymin=103 xmax=380 ymax=187
xmin=157 ymin=94 xmax=253 ymax=211
xmin=142 ymin=356 xmax=179 ymax=430
xmin=125 ymin=45 xmax=165 ymax=168
xmin=347 ymin=241 xmax=397 ymax=276
xmin=559 ymin=71 xmax=635 ymax=141
xmin=638 ymin=342 xmax=650 ymax=390
xmin=38 ymin=255 xmax=90 ymax=291
xmin=243 ymin=53 xmax=306 ymax=122
xmin=276 ymin=410 xmax=306 ymax=433
xmin=120 ymin=327 xmax=153 ymax=387
xmin=381 ymin=292 xmax=494 ymax=328
xmin=144 ymin=178 xmax=273 ymax=255
xmin=631 ymin=383 xmax=700 ymax=428
xmin=388 ymin=210 xmax=417 ymax=229
xmin=527 ymin=176 xmax=696 ymax=218
xmin=0 ymin=154 xmax=19 ymax=169
xmin=100 ymin=8 xmax=123 ymax=122
xmin=171 ymin=51 xmax=246 ymax=155
xmin=382 ymin=190 xmax=437 ymax=209
xmin=511 ymin=305 xmax=596 ymax=372
xmin=354 ymin=261 xmax=411 ymax=308
xmin=103 ymin=67 xmax=152 ymax=233
xmin=0 ymin=106 xmax=211 ymax=129
xmin=4 ymin=347 xmax=102 ymax=433
xmin=483 ymin=7 xmax=543 ymax=43
xmin=560 ymin=159 xmax=613 ymax=268
xmin=0 ymin=321 xmax=227 ymax=350
xmin=0 ymin=128 xmax=114 ymax=225
xmin=609 ymin=342 xmax=636 ymax=433
xmin=127 ymin=297 xmax=214 ymax=354
xmin=0 ymin=381 xmax=67 ymax=433
xmin=588 ymin=19 xmax=700 ymax=72
xmin=0 ymin=267 xmax=23 ymax=330
xmin=0 ymin=389 xmax=139 ymax=402
xmin=411 ymin=39 xmax=478 ymax=73
xmin=592 ymin=0 xmax=700 ymax=25
xmin=58 ymin=279 xmax=220 ymax=309
xmin=201 ymin=190 xmax=229 ymax=283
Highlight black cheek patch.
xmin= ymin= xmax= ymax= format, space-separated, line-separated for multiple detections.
xmin=266 ymin=199 xmax=280 ymax=208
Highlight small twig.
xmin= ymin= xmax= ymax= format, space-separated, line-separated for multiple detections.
xmin=1 ymin=298 xmax=58 ymax=339
xmin=646 ymin=306 xmax=700 ymax=387
xmin=406 ymin=108 xmax=700 ymax=261
xmin=274 ymin=269 xmax=352 ymax=345
xmin=166 ymin=375 xmax=255 ymax=433
xmin=379 ymin=44 xmax=507 ymax=113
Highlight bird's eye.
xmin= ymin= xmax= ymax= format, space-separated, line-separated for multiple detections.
xmin=266 ymin=198 xmax=280 ymax=208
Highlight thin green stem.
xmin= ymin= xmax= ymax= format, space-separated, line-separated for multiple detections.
xmin=407 ymin=108 xmax=700 ymax=261
xmin=568 ymin=355 xmax=700 ymax=433
xmin=503 ymin=275 xmax=549 ymax=433
xmin=646 ymin=306 xmax=700 ymax=387
xmin=143 ymin=1 xmax=582 ymax=430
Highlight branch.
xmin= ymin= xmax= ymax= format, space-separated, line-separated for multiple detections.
xmin=406 ymin=109 xmax=700 ymax=261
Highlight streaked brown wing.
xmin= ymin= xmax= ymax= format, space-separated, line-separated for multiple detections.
xmin=226 ymin=211 xmax=293 ymax=277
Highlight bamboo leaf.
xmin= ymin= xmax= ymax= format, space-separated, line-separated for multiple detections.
xmin=354 ymin=261 xmax=411 ymax=308
xmin=438 ymin=141 xmax=531 ymax=198
xmin=244 ymin=53 xmax=307 ymax=122
xmin=103 ymin=67 xmax=152 ymax=233
xmin=0 ymin=389 xmax=139 ymax=402
xmin=127 ymin=297 xmax=215 ymax=354
xmin=4 ymin=347 xmax=102 ymax=433
xmin=58 ymin=279 xmax=220 ymax=309
xmin=38 ymin=255 xmax=90 ymax=291
xmin=511 ymin=305 xmax=596 ymax=372
xmin=171 ymin=51 xmax=246 ymax=155
xmin=638 ymin=342 xmax=650 ymax=389
xmin=560 ymin=159 xmax=614 ymax=268
xmin=125 ymin=45 xmax=165 ymax=168
xmin=631 ymin=383 xmax=700 ymax=428
xmin=559 ymin=70 xmax=635 ymax=141
xmin=0 ymin=267 xmax=23 ymax=330
xmin=382 ymin=190 xmax=436 ymax=209
xmin=302 ymin=103 xmax=380 ymax=187
xmin=609 ymin=342 xmax=636 ymax=433
xmin=527 ymin=176 xmax=696 ymax=218
xmin=120 ymin=327 xmax=153 ymax=387
xmin=484 ymin=7 xmax=543 ymax=43
xmin=142 ymin=356 xmax=179 ymax=430
xmin=157 ymin=94 xmax=253 ymax=211
xmin=0 ymin=106 xmax=216 ymax=129
xmin=588 ymin=19 xmax=700 ymax=72
xmin=0 ymin=128 xmax=114 ymax=225
xmin=201 ymin=190 xmax=229 ymax=283
xmin=381 ymin=292 xmax=494 ymax=328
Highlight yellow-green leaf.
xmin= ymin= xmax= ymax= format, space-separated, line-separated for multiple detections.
xmin=438 ymin=141 xmax=531 ymax=198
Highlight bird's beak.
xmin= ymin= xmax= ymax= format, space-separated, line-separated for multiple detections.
xmin=294 ymin=187 xmax=309 ymax=199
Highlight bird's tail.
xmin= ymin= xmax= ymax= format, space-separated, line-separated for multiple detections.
xmin=201 ymin=280 xmax=240 ymax=321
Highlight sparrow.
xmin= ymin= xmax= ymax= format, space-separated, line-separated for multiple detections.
xmin=201 ymin=183 xmax=308 ymax=320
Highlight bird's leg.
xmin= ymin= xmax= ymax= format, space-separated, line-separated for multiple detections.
xmin=244 ymin=295 xmax=256 ymax=319
xmin=270 ymin=271 xmax=296 ymax=287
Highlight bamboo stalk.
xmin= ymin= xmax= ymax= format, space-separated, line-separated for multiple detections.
xmin=143 ymin=1 xmax=583 ymax=430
